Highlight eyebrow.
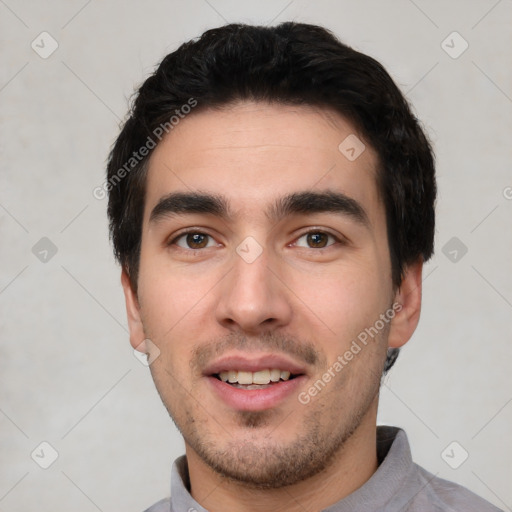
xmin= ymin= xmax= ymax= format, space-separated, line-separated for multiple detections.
xmin=268 ymin=191 xmax=369 ymax=227
xmin=149 ymin=192 xmax=232 ymax=223
xmin=149 ymin=190 xmax=369 ymax=228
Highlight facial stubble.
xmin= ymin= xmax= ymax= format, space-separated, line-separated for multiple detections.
xmin=149 ymin=329 xmax=388 ymax=489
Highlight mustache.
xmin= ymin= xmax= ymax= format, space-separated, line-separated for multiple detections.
xmin=190 ymin=331 xmax=323 ymax=373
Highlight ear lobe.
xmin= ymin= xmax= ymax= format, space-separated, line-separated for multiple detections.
xmin=388 ymin=260 xmax=423 ymax=349
xmin=121 ymin=268 xmax=146 ymax=351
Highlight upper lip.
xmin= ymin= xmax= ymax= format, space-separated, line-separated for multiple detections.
xmin=203 ymin=353 xmax=308 ymax=376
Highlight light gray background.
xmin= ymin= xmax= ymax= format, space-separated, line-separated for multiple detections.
xmin=1 ymin=1 xmax=511 ymax=511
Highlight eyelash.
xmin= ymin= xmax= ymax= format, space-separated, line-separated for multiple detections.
xmin=167 ymin=228 xmax=344 ymax=250
xmin=168 ymin=229 xmax=219 ymax=250
xmin=292 ymin=230 xmax=342 ymax=249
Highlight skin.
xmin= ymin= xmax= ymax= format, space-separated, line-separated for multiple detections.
xmin=122 ymin=101 xmax=423 ymax=512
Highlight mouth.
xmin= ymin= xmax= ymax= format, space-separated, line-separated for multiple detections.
xmin=203 ymin=354 xmax=308 ymax=411
xmin=213 ymin=368 xmax=302 ymax=390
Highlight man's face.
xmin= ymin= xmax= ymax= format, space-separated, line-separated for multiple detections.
xmin=123 ymin=102 xmax=413 ymax=487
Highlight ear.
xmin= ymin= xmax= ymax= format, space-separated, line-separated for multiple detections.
xmin=121 ymin=268 xmax=146 ymax=352
xmin=388 ymin=259 xmax=423 ymax=349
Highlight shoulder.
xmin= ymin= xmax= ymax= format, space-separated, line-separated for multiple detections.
xmin=406 ymin=463 xmax=503 ymax=512
xmin=142 ymin=497 xmax=171 ymax=512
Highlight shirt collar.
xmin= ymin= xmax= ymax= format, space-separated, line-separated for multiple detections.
xmin=324 ymin=426 xmax=414 ymax=512
xmin=170 ymin=426 xmax=413 ymax=512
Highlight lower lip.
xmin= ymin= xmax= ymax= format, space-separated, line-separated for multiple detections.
xmin=206 ymin=375 xmax=307 ymax=411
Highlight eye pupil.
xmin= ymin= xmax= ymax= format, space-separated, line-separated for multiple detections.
xmin=307 ymin=232 xmax=328 ymax=248
xmin=187 ymin=233 xmax=208 ymax=248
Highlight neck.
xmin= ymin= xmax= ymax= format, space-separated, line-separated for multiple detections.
xmin=185 ymin=406 xmax=379 ymax=512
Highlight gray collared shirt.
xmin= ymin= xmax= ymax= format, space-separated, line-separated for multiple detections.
xmin=144 ymin=425 xmax=502 ymax=512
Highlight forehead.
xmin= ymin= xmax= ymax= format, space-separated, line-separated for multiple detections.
xmin=144 ymin=101 xmax=382 ymax=223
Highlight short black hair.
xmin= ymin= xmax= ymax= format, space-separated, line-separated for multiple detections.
xmin=106 ymin=22 xmax=436 ymax=372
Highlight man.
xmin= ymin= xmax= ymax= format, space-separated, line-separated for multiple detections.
xmin=106 ymin=22 xmax=501 ymax=512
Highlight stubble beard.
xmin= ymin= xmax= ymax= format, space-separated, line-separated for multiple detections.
xmin=158 ymin=363 xmax=383 ymax=489
xmin=150 ymin=328 xmax=388 ymax=489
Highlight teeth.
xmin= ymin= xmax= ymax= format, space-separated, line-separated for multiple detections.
xmin=217 ymin=368 xmax=294 ymax=385
xmin=270 ymin=369 xmax=281 ymax=382
xmin=253 ymin=369 xmax=270 ymax=385
xmin=237 ymin=371 xmax=253 ymax=385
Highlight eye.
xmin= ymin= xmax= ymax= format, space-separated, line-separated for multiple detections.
xmin=172 ymin=232 xmax=217 ymax=250
xmin=294 ymin=231 xmax=338 ymax=249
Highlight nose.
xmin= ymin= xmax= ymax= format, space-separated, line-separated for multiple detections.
xmin=214 ymin=244 xmax=293 ymax=334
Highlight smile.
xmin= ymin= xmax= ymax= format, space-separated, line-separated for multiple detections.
xmin=216 ymin=368 xmax=295 ymax=386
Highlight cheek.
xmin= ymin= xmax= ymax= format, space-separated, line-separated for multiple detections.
xmin=293 ymin=261 xmax=390 ymax=339
xmin=139 ymin=273 xmax=211 ymax=397
xmin=137 ymin=259 xmax=214 ymax=345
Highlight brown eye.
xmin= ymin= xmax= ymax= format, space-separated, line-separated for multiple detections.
xmin=307 ymin=232 xmax=329 ymax=248
xmin=295 ymin=231 xmax=337 ymax=249
xmin=187 ymin=233 xmax=208 ymax=248
xmin=174 ymin=232 xmax=215 ymax=249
